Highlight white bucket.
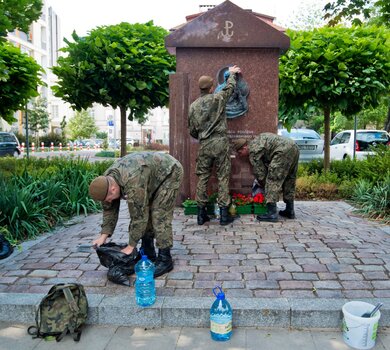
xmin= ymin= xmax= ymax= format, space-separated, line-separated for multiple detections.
xmin=342 ymin=301 xmax=381 ymax=350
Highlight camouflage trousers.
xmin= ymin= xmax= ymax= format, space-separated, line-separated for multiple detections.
xmin=195 ymin=137 xmax=231 ymax=207
xmin=128 ymin=162 xmax=183 ymax=249
xmin=265 ymin=145 xmax=299 ymax=203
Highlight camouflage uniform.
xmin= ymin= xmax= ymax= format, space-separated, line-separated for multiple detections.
xmin=188 ymin=74 xmax=237 ymax=207
xmin=248 ymin=133 xmax=300 ymax=203
xmin=100 ymin=152 xmax=183 ymax=249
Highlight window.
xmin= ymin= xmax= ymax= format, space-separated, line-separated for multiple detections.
xmin=340 ymin=133 xmax=351 ymax=144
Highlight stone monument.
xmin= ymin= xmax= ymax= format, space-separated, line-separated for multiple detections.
xmin=166 ymin=0 xmax=290 ymax=201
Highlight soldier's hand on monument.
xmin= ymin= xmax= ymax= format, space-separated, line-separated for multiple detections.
xmin=229 ymin=65 xmax=241 ymax=74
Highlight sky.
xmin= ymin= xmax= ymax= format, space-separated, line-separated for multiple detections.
xmin=47 ymin=0 xmax=327 ymax=42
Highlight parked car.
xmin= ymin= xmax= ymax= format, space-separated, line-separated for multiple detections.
xmin=278 ymin=128 xmax=324 ymax=162
xmin=330 ymin=130 xmax=390 ymax=160
xmin=0 ymin=132 xmax=20 ymax=157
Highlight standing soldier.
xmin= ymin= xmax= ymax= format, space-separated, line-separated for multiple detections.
xmin=188 ymin=65 xmax=241 ymax=226
xmin=232 ymin=133 xmax=300 ymax=222
xmin=88 ymin=152 xmax=183 ymax=277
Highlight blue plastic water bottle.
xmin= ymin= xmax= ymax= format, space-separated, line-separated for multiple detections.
xmin=135 ymin=249 xmax=156 ymax=307
xmin=210 ymin=286 xmax=232 ymax=341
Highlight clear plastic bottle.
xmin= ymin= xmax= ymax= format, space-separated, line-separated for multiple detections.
xmin=214 ymin=201 xmax=220 ymax=219
xmin=135 ymin=250 xmax=156 ymax=307
xmin=210 ymin=286 xmax=232 ymax=341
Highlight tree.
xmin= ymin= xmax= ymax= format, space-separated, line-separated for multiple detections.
xmin=279 ymin=25 xmax=390 ymax=171
xmin=52 ymin=21 xmax=175 ymax=156
xmin=324 ymin=0 xmax=390 ymax=27
xmin=0 ymin=0 xmax=43 ymax=38
xmin=27 ymin=97 xmax=49 ymax=143
xmin=0 ymin=42 xmax=43 ymax=123
xmin=67 ymin=110 xmax=98 ymax=140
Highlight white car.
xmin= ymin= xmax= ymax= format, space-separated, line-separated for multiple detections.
xmin=330 ymin=130 xmax=390 ymax=160
xmin=278 ymin=128 xmax=324 ymax=162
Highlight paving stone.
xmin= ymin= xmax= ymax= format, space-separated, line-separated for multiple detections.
xmin=292 ymin=273 xmax=318 ymax=281
xmin=28 ymin=270 xmax=58 ymax=278
xmin=167 ymin=271 xmax=193 ymax=280
xmin=279 ymin=281 xmax=313 ymax=290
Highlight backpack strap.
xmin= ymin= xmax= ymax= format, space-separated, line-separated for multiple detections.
xmin=62 ymin=286 xmax=80 ymax=313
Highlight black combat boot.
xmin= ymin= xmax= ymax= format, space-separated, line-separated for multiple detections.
xmin=257 ymin=203 xmax=278 ymax=222
xmin=197 ymin=206 xmax=210 ymax=225
xmin=154 ymin=248 xmax=174 ymax=277
xmin=136 ymin=237 xmax=157 ymax=262
xmin=220 ymin=206 xmax=234 ymax=226
xmin=279 ymin=200 xmax=295 ymax=219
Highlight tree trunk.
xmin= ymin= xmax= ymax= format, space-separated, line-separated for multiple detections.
xmin=323 ymin=106 xmax=331 ymax=172
xmin=384 ymin=105 xmax=390 ymax=132
xmin=120 ymin=106 xmax=127 ymax=158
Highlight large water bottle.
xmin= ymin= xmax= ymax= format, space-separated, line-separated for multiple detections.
xmin=210 ymin=286 xmax=232 ymax=341
xmin=135 ymin=249 xmax=156 ymax=307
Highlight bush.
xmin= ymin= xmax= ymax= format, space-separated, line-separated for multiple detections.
xmin=144 ymin=142 xmax=169 ymax=151
xmin=0 ymin=157 xmax=113 ymax=243
xmin=351 ymin=176 xmax=390 ymax=223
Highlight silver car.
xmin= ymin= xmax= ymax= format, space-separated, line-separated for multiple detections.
xmin=278 ymin=128 xmax=324 ymax=162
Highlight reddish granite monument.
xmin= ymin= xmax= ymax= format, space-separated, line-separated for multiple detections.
xmin=166 ymin=0 xmax=290 ymax=201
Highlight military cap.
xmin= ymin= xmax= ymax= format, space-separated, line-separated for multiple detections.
xmin=198 ymin=75 xmax=213 ymax=89
xmin=232 ymin=138 xmax=248 ymax=151
xmin=89 ymin=176 xmax=109 ymax=201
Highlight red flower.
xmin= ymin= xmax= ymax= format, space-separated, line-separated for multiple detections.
xmin=232 ymin=193 xmax=253 ymax=206
xmin=253 ymin=193 xmax=264 ymax=204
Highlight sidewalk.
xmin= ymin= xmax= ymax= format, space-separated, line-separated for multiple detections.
xmin=0 ymin=201 xmax=389 ymax=328
xmin=1 ymin=322 xmax=389 ymax=350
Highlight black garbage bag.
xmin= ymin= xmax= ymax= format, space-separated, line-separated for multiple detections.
xmin=96 ymin=243 xmax=136 ymax=286
xmin=0 ymin=234 xmax=13 ymax=260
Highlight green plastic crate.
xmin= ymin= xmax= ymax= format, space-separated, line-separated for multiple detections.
xmin=184 ymin=205 xmax=198 ymax=215
xmin=253 ymin=204 xmax=266 ymax=215
xmin=236 ymin=205 xmax=252 ymax=215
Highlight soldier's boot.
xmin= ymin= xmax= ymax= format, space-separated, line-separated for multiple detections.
xmin=197 ymin=206 xmax=210 ymax=225
xmin=154 ymin=248 xmax=174 ymax=278
xmin=136 ymin=237 xmax=157 ymax=262
xmin=257 ymin=203 xmax=278 ymax=222
xmin=220 ymin=206 xmax=234 ymax=226
xmin=279 ymin=200 xmax=295 ymax=219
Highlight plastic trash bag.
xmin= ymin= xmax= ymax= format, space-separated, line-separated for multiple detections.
xmin=96 ymin=242 xmax=136 ymax=286
xmin=0 ymin=234 xmax=13 ymax=260
xmin=252 ymin=179 xmax=265 ymax=197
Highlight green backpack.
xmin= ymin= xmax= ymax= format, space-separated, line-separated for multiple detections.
xmin=28 ymin=283 xmax=88 ymax=342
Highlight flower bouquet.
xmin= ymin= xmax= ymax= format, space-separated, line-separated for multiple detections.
xmin=253 ymin=193 xmax=266 ymax=215
xmin=232 ymin=193 xmax=253 ymax=214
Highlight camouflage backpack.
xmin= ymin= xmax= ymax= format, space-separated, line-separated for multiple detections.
xmin=28 ymin=283 xmax=88 ymax=342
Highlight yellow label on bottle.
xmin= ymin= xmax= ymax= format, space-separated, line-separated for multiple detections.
xmin=210 ymin=320 xmax=232 ymax=334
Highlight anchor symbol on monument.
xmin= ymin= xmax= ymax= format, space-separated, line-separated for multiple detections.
xmin=217 ymin=21 xmax=234 ymax=40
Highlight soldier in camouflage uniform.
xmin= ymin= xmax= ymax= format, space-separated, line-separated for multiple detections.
xmin=89 ymin=152 xmax=183 ymax=277
xmin=232 ymin=133 xmax=300 ymax=222
xmin=188 ymin=65 xmax=241 ymax=226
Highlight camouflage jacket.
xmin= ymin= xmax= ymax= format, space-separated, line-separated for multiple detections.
xmin=248 ymin=133 xmax=298 ymax=182
xmin=188 ymin=74 xmax=237 ymax=142
xmin=100 ymin=152 xmax=180 ymax=238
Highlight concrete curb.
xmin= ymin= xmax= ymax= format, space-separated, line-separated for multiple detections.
xmin=1 ymin=293 xmax=389 ymax=329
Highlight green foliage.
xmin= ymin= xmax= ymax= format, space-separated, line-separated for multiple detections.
xmin=52 ymin=21 xmax=175 ymax=121
xmin=95 ymin=131 xmax=107 ymax=139
xmin=27 ymin=97 xmax=49 ymax=143
xmin=351 ymin=176 xmax=390 ymax=222
xmin=0 ymin=157 xmax=113 ymax=242
xmin=67 ymin=110 xmax=98 ymax=140
xmin=280 ymin=25 xmax=390 ymax=126
xmin=0 ymin=42 xmax=43 ymax=123
xmin=95 ymin=150 xmax=116 ymax=158
xmin=324 ymin=0 xmax=390 ymax=27
xmin=0 ymin=0 xmax=43 ymax=38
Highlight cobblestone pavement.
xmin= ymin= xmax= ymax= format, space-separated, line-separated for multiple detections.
xmin=0 ymin=201 xmax=389 ymax=299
